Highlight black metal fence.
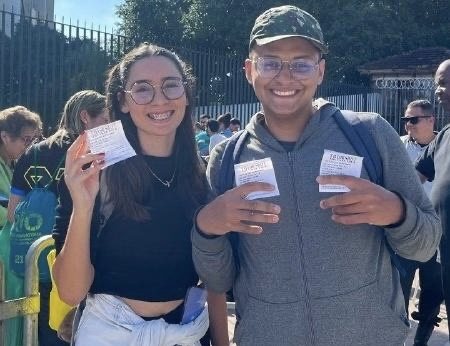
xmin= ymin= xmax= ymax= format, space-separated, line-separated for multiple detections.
xmin=0 ymin=8 xmax=132 ymax=130
xmin=317 ymin=80 xmax=448 ymax=134
xmin=0 ymin=8 xmax=448 ymax=133
xmin=0 ymin=9 xmax=262 ymax=130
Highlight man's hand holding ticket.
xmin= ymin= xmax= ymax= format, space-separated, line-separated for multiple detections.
xmin=319 ymin=150 xmax=363 ymax=192
xmin=234 ymin=158 xmax=280 ymax=200
xmin=85 ymin=120 xmax=136 ymax=168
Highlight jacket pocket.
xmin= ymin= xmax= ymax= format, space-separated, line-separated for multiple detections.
xmin=313 ymin=280 xmax=409 ymax=346
xmin=234 ymin=296 xmax=310 ymax=346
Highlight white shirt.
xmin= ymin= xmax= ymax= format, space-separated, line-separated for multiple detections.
xmin=400 ymin=135 xmax=433 ymax=197
xmin=209 ymin=133 xmax=227 ymax=153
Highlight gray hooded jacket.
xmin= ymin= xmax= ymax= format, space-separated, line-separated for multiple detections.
xmin=192 ymin=104 xmax=441 ymax=346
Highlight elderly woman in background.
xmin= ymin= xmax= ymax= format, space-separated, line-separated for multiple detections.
xmin=0 ymin=105 xmax=41 ymax=226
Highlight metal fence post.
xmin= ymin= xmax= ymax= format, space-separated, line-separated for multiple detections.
xmin=22 ymin=235 xmax=54 ymax=346
xmin=0 ymin=235 xmax=52 ymax=346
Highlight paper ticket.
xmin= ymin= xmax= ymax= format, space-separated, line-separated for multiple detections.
xmin=85 ymin=120 xmax=136 ymax=168
xmin=234 ymin=157 xmax=280 ymax=200
xmin=319 ymin=150 xmax=363 ymax=192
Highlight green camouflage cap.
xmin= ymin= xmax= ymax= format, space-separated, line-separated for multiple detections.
xmin=249 ymin=5 xmax=328 ymax=54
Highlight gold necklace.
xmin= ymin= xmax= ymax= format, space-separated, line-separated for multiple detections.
xmin=145 ymin=162 xmax=177 ymax=188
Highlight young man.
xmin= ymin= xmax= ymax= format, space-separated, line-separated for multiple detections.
xmin=199 ymin=114 xmax=211 ymax=130
xmin=192 ymin=5 xmax=441 ymax=345
xmin=416 ymin=59 xmax=450 ymax=346
xmin=399 ymin=100 xmax=442 ymax=346
xmin=217 ymin=112 xmax=233 ymax=138
xmin=195 ymin=121 xmax=210 ymax=156
xmin=206 ymin=119 xmax=227 ymax=154
xmin=229 ymin=118 xmax=241 ymax=133
xmin=401 ymin=100 xmax=436 ymax=196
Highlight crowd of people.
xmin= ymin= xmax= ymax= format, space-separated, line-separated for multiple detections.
xmin=194 ymin=112 xmax=241 ymax=157
xmin=0 ymin=4 xmax=449 ymax=346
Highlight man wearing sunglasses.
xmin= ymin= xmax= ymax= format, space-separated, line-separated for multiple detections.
xmin=192 ymin=5 xmax=441 ymax=345
xmin=416 ymin=59 xmax=450 ymax=346
xmin=400 ymin=100 xmax=437 ymax=196
xmin=399 ymin=100 xmax=442 ymax=346
xmin=401 ymin=100 xmax=436 ymax=189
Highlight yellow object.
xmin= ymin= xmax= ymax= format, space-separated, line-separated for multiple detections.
xmin=47 ymin=249 xmax=74 ymax=331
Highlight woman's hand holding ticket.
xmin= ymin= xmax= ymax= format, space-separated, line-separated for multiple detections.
xmin=64 ymin=134 xmax=105 ymax=210
xmin=196 ymin=182 xmax=281 ymax=236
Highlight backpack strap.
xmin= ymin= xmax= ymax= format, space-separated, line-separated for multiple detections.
xmin=334 ymin=110 xmax=383 ymax=185
xmin=216 ymin=129 xmax=250 ymax=273
xmin=317 ymin=101 xmax=383 ymax=185
xmin=217 ymin=129 xmax=249 ymax=194
xmin=322 ymin=105 xmax=406 ymax=276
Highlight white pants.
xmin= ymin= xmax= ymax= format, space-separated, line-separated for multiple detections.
xmin=74 ymin=294 xmax=209 ymax=346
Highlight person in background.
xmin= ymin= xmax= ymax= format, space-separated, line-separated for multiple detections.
xmin=230 ymin=118 xmax=241 ymax=133
xmin=52 ymin=43 xmax=228 ymax=345
xmin=206 ymin=119 xmax=227 ymax=154
xmin=0 ymin=106 xmax=41 ymax=226
xmin=199 ymin=114 xmax=211 ymax=130
xmin=195 ymin=121 xmax=210 ymax=156
xmin=7 ymin=90 xmax=108 ymax=345
xmin=217 ymin=112 xmax=233 ymax=138
xmin=0 ymin=105 xmax=41 ymax=346
xmin=415 ymin=59 xmax=450 ymax=346
xmin=399 ymin=99 xmax=442 ymax=346
xmin=192 ymin=5 xmax=441 ymax=345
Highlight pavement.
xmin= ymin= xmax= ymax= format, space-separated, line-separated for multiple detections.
xmin=405 ymin=302 xmax=449 ymax=346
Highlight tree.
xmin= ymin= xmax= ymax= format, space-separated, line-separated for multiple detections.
xmin=117 ymin=0 xmax=190 ymax=46
xmin=114 ymin=0 xmax=450 ymax=84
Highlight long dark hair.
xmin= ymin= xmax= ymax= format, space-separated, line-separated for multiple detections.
xmin=104 ymin=43 xmax=207 ymax=221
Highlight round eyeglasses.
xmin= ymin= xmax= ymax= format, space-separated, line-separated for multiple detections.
xmin=253 ymin=56 xmax=320 ymax=80
xmin=124 ymin=77 xmax=186 ymax=105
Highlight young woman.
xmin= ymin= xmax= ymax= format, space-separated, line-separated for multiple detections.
xmin=8 ymin=90 xmax=108 ymax=222
xmin=7 ymin=90 xmax=108 ymax=346
xmin=52 ymin=44 xmax=228 ymax=345
xmin=0 ymin=105 xmax=41 ymax=227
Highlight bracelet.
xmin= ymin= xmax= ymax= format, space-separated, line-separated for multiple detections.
xmin=383 ymin=191 xmax=407 ymax=228
xmin=193 ymin=205 xmax=220 ymax=239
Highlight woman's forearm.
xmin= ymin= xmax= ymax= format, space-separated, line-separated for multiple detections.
xmin=53 ymin=207 xmax=95 ymax=306
xmin=207 ymin=291 xmax=230 ymax=346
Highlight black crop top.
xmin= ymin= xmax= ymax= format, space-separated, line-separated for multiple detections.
xmin=53 ymin=155 xmax=199 ymax=302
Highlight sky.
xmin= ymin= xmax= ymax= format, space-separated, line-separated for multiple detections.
xmin=54 ymin=0 xmax=122 ymax=32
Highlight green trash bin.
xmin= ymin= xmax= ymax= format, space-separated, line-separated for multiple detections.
xmin=0 ymin=221 xmax=25 ymax=346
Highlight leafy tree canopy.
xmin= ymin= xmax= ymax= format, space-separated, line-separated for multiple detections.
xmin=117 ymin=0 xmax=450 ymax=84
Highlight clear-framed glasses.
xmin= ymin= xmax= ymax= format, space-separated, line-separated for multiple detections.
xmin=253 ymin=57 xmax=320 ymax=80
xmin=20 ymin=135 xmax=37 ymax=146
xmin=124 ymin=77 xmax=186 ymax=105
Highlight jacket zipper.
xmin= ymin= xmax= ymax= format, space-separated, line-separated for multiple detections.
xmin=288 ymin=151 xmax=316 ymax=346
